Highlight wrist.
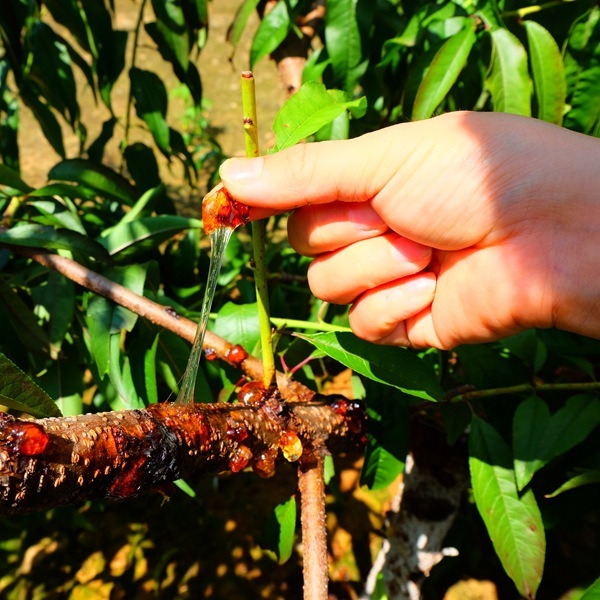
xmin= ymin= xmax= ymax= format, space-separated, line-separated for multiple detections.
xmin=544 ymin=127 xmax=600 ymax=338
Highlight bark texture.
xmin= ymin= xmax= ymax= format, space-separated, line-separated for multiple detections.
xmin=0 ymin=395 xmax=365 ymax=516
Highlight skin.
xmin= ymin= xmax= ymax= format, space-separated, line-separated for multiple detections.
xmin=219 ymin=111 xmax=600 ymax=350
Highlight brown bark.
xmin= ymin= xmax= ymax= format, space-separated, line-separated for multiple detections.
xmin=298 ymin=454 xmax=328 ymax=600
xmin=0 ymin=394 xmax=365 ymax=516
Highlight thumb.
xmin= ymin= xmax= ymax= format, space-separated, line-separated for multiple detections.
xmin=218 ymin=126 xmax=416 ymax=212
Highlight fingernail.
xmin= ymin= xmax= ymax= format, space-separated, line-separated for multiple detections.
xmin=348 ymin=203 xmax=387 ymax=232
xmin=220 ymin=157 xmax=264 ymax=182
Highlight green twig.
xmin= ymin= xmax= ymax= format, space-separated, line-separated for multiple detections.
xmin=271 ymin=317 xmax=351 ymax=333
xmin=241 ymin=71 xmax=276 ymax=389
xmin=447 ymin=381 xmax=600 ymax=403
xmin=502 ymin=0 xmax=570 ymax=18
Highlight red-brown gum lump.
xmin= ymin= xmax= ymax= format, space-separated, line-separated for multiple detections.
xmin=225 ymin=344 xmax=248 ymax=366
xmin=202 ymin=184 xmax=250 ymax=235
xmin=10 ymin=422 xmax=49 ymax=456
xmin=237 ymin=381 xmax=266 ymax=405
xmin=204 ymin=348 xmax=217 ymax=361
xmin=229 ymin=445 xmax=253 ymax=473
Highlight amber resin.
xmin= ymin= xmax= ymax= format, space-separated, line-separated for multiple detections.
xmin=202 ymin=183 xmax=250 ymax=235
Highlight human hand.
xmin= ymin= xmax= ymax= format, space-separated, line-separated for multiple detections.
xmin=220 ymin=112 xmax=600 ymax=349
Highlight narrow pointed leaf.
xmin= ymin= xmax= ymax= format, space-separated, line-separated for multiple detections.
xmin=0 ymin=276 xmax=51 ymax=357
xmin=487 ymin=28 xmax=531 ymax=116
xmin=49 ymin=159 xmax=136 ymax=205
xmin=0 ymin=352 xmax=61 ymax=418
xmin=98 ymin=215 xmax=201 ymax=257
xmin=273 ymin=82 xmax=367 ymax=151
xmin=581 ymin=577 xmax=600 ymax=600
xmin=227 ymin=0 xmax=261 ymax=50
xmin=325 ymin=0 xmax=367 ymax=92
xmin=514 ymin=394 xmax=600 ymax=490
xmin=250 ymin=0 xmax=291 ymax=68
xmin=21 ymin=90 xmax=65 ymax=157
xmin=261 ymin=495 xmax=297 ymax=564
xmin=0 ymin=164 xmax=31 ymax=193
xmin=296 ymin=331 xmax=442 ymax=401
xmin=524 ymin=20 xmax=566 ymax=124
xmin=470 ymin=418 xmax=545 ymax=598
xmin=412 ymin=21 xmax=476 ymax=120
xmin=0 ymin=224 xmax=111 ymax=263
xmin=361 ymin=386 xmax=408 ymax=490
xmin=150 ymin=0 xmax=189 ymax=75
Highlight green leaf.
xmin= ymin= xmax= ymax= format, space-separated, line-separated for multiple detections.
xmin=0 ymin=351 xmax=61 ymax=418
xmin=38 ymin=358 xmax=83 ymax=417
xmin=98 ymin=215 xmax=201 ymax=257
xmin=0 ymin=164 xmax=32 ymax=193
xmin=273 ymin=82 xmax=367 ymax=151
xmin=174 ymin=479 xmax=197 ymax=498
xmin=250 ymin=0 xmax=291 ymax=68
xmin=129 ymin=68 xmax=170 ymax=155
xmin=32 ymin=272 xmax=75 ymax=358
xmin=486 ymin=28 xmax=531 ymax=116
xmin=563 ymin=7 xmax=600 ymax=134
xmin=85 ymin=263 xmax=148 ymax=378
xmin=469 ymin=418 xmax=545 ymax=598
xmin=261 ymin=495 xmax=297 ymax=564
xmin=325 ymin=0 xmax=368 ymax=92
xmin=513 ymin=394 xmax=600 ymax=490
xmin=123 ymin=143 xmax=161 ymax=191
xmin=546 ymin=468 xmax=600 ymax=498
xmin=108 ymin=333 xmax=143 ymax=409
xmin=296 ymin=331 xmax=443 ymax=401
xmin=21 ymin=89 xmax=65 ymax=157
xmin=150 ymin=0 xmax=189 ymax=75
xmin=212 ymin=302 xmax=261 ymax=354
xmin=524 ymin=21 xmax=566 ymax=125
xmin=0 ymin=224 xmax=111 ymax=263
xmin=27 ymin=22 xmax=79 ymax=126
xmin=82 ymin=0 xmax=127 ymax=111
xmin=412 ymin=21 xmax=476 ymax=120
xmin=227 ymin=0 xmax=261 ymax=51
xmin=581 ymin=577 xmax=600 ymax=600
xmin=0 ymin=276 xmax=51 ymax=357
xmin=43 ymin=0 xmax=92 ymax=53
xmin=49 ymin=159 xmax=137 ymax=205
xmin=144 ymin=334 xmax=160 ymax=405
xmin=29 ymin=198 xmax=87 ymax=235
xmin=360 ymin=382 xmax=408 ymax=490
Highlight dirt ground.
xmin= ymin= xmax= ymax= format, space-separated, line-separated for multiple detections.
xmin=18 ymin=0 xmax=285 ymax=198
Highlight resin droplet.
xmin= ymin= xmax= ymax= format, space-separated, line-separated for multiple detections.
xmin=226 ymin=424 xmax=249 ymax=443
xmin=226 ymin=344 xmax=248 ymax=366
xmin=252 ymin=447 xmax=277 ymax=478
xmin=10 ymin=422 xmax=49 ymax=456
xmin=229 ymin=445 xmax=253 ymax=473
xmin=237 ymin=381 xmax=266 ymax=405
xmin=204 ymin=348 xmax=217 ymax=361
xmin=202 ymin=183 xmax=250 ymax=235
xmin=278 ymin=430 xmax=303 ymax=462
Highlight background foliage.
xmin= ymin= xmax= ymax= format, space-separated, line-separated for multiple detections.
xmin=1 ymin=0 xmax=600 ymax=598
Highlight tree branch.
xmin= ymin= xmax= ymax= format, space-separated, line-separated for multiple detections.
xmin=3 ymin=243 xmax=314 ymax=402
xmin=0 ymin=393 xmax=365 ymax=516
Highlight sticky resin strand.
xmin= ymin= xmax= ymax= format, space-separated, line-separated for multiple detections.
xmin=176 ymin=227 xmax=233 ymax=404
xmin=176 ymin=184 xmax=250 ymax=405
